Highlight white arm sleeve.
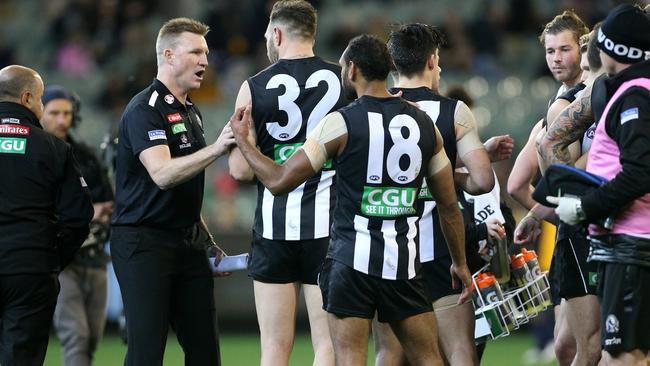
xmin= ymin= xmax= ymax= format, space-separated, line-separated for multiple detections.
xmin=455 ymin=101 xmax=484 ymax=157
xmin=427 ymin=148 xmax=451 ymax=178
xmin=300 ymin=112 xmax=347 ymax=171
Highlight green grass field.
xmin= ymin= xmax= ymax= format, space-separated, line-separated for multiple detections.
xmin=43 ymin=332 xmax=558 ymax=366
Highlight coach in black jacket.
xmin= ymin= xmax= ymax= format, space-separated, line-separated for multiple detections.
xmin=0 ymin=65 xmax=93 ymax=366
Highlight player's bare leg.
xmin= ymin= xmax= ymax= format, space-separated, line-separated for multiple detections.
xmin=304 ymin=284 xmax=334 ymax=366
xmin=372 ymin=317 xmax=408 ymax=366
xmin=390 ymin=311 xmax=443 ymax=366
xmin=434 ymin=296 xmax=478 ymax=366
xmin=254 ymin=281 xmax=299 ymax=366
xmin=555 ymin=302 xmax=577 ymax=366
xmin=566 ymin=295 xmax=600 ymax=365
xmin=327 ymin=314 xmax=372 ymax=366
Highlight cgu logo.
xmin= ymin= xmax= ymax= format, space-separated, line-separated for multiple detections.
xmin=279 ymin=133 xmax=289 ymax=139
xmin=367 ymin=188 xmax=416 ymax=207
xmin=369 ymin=175 xmax=380 ymax=181
xmin=598 ymin=28 xmax=644 ymax=60
xmin=0 ymin=138 xmax=26 ymax=154
xmin=278 ymin=145 xmax=295 ymax=161
xmin=274 ymin=143 xmax=302 ymax=164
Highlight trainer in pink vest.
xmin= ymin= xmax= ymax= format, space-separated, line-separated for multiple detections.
xmin=587 ymin=77 xmax=650 ymax=236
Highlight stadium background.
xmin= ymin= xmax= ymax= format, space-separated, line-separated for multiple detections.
xmin=2 ymin=0 xmax=646 ymax=365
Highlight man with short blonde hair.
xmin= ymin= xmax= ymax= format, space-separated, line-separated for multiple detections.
xmin=111 ymin=17 xmax=234 ymax=366
xmin=155 ymin=17 xmax=210 ymax=66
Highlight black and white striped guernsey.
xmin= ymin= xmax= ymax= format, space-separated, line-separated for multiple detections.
xmin=248 ymin=56 xmax=348 ymax=241
xmin=390 ymin=87 xmax=458 ymax=263
xmin=328 ymin=96 xmax=436 ymax=280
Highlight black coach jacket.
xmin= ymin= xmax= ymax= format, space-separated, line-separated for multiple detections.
xmin=0 ymin=102 xmax=93 ymax=274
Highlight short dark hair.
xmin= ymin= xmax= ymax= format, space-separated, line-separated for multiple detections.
xmin=586 ymin=23 xmax=603 ymax=71
xmin=539 ymin=10 xmax=588 ymax=46
xmin=270 ymin=0 xmax=317 ymax=40
xmin=343 ymin=34 xmax=392 ymax=82
xmin=388 ymin=23 xmax=445 ymax=77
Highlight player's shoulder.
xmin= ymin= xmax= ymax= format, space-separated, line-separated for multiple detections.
xmin=251 ymin=56 xmax=340 ymax=81
xmin=390 ymin=86 xmax=451 ymax=102
xmin=619 ymin=87 xmax=650 ymax=111
xmin=337 ymin=97 xmax=363 ymax=114
xmin=558 ymin=82 xmax=586 ymax=102
xmin=314 ymin=57 xmax=342 ymax=71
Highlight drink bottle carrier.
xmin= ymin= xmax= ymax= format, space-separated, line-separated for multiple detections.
xmin=472 ymin=264 xmax=552 ymax=341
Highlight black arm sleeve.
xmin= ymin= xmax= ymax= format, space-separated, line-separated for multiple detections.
xmin=460 ymin=197 xmax=490 ymax=272
xmin=55 ymin=147 xmax=94 ymax=268
xmin=581 ymin=92 xmax=650 ymax=221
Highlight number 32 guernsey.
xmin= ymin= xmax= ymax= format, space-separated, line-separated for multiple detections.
xmin=248 ymin=56 xmax=348 ymax=241
xmin=330 ymin=96 xmax=436 ymax=280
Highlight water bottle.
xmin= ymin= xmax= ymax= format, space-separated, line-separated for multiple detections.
xmin=477 ymin=272 xmax=514 ymax=330
xmin=521 ymin=248 xmax=551 ymax=307
xmin=489 ymin=235 xmax=511 ymax=284
xmin=510 ymin=254 xmax=538 ymax=315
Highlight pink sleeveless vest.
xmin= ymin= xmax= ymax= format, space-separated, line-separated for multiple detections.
xmin=586 ymin=77 xmax=650 ymax=235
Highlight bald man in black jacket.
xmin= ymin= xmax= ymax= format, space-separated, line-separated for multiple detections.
xmin=0 ymin=65 xmax=93 ymax=366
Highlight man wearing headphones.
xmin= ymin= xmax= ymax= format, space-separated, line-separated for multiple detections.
xmin=41 ymin=86 xmax=114 ymax=366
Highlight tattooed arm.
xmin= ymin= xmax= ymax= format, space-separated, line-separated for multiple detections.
xmin=537 ymin=83 xmax=594 ymax=172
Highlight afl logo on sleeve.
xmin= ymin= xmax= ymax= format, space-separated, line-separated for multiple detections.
xmin=620 ymin=107 xmax=639 ymax=124
xmin=148 ymin=130 xmax=167 ymax=141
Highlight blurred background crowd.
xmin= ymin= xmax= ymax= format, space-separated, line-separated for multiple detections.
xmin=1 ymin=0 xmax=646 ymax=345
xmin=2 ymin=0 xmax=637 ymax=234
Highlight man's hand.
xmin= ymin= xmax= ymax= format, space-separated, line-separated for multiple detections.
xmin=230 ymin=105 xmax=252 ymax=146
xmin=484 ymin=135 xmax=514 ymax=162
xmin=546 ymin=195 xmax=584 ymax=225
xmin=212 ymin=122 xmax=236 ymax=157
xmin=208 ymin=245 xmax=232 ymax=277
xmin=514 ymin=214 xmax=541 ymax=245
xmin=485 ymin=217 xmax=506 ymax=243
xmin=450 ymin=262 xmax=474 ymax=304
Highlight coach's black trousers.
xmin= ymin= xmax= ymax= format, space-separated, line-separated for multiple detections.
xmin=111 ymin=226 xmax=220 ymax=366
xmin=0 ymin=273 xmax=59 ymax=366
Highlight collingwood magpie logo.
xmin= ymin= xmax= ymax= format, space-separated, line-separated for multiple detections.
xmin=605 ymin=314 xmax=619 ymax=334
xmin=598 ymin=28 xmax=645 ymax=60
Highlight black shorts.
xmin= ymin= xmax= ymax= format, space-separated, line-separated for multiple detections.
xmin=319 ymin=258 xmax=432 ymax=323
xmin=421 ymin=256 xmax=462 ymax=303
xmin=249 ymin=233 xmax=328 ymax=285
xmin=550 ymin=225 xmax=598 ymax=306
xmin=598 ymin=262 xmax=650 ymax=354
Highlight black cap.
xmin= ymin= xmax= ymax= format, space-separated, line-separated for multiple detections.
xmin=596 ymin=4 xmax=650 ymax=64
xmin=42 ymin=85 xmax=73 ymax=106
xmin=41 ymin=85 xmax=82 ymax=126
